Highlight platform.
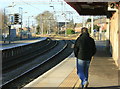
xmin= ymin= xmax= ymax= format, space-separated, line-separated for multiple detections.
xmin=23 ymin=53 xmax=77 ymax=88
xmin=23 ymin=41 xmax=119 ymax=89
xmin=0 ymin=37 xmax=47 ymax=50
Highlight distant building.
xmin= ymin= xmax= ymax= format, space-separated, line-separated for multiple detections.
xmin=57 ymin=21 xmax=69 ymax=32
xmin=94 ymin=17 xmax=107 ymax=32
xmin=74 ymin=23 xmax=83 ymax=32
xmin=86 ymin=17 xmax=107 ymax=32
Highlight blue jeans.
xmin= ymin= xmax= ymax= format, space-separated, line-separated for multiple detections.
xmin=76 ymin=59 xmax=91 ymax=85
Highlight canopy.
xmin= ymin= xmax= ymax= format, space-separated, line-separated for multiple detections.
xmin=64 ymin=1 xmax=108 ymax=15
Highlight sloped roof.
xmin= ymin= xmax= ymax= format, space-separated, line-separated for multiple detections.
xmin=94 ymin=17 xmax=107 ymax=24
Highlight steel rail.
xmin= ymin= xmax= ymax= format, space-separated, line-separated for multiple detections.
xmin=1 ymin=40 xmax=68 ymax=89
xmin=3 ymin=39 xmax=58 ymax=71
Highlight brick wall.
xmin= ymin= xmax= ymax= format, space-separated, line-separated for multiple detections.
xmin=110 ymin=9 xmax=120 ymax=69
xmin=118 ymin=7 xmax=120 ymax=69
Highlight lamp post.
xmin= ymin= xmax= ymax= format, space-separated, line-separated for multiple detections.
xmin=91 ymin=16 xmax=94 ymax=36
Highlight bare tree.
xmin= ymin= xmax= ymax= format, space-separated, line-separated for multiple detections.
xmin=36 ymin=11 xmax=57 ymax=34
xmin=0 ymin=11 xmax=4 ymax=30
xmin=0 ymin=10 xmax=9 ymax=33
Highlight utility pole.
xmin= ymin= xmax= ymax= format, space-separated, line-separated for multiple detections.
xmin=27 ymin=16 xmax=33 ymax=38
xmin=91 ymin=16 xmax=94 ymax=36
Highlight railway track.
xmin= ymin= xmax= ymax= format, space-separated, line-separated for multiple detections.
xmin=3 ymin=38 xmax=58 ymax=72
xmin=2 ymin=38 xmax=59 ymax=83
xmin=1 ymin=39 xmax=74 ymax=89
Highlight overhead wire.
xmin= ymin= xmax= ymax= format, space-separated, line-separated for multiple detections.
xmin=19 ymin=0 xmax=42 ymax=11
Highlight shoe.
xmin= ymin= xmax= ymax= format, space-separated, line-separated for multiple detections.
xmin=82 ymin=82 xmax=89 ymax=89
xmin=82 ymin=85 xmax=84 ymax=89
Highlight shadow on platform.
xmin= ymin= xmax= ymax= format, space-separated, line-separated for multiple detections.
xmin=95 ymin=41 xmax=112 ymax=57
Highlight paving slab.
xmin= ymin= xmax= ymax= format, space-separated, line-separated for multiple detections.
xmin=23 ymin=40 xmax=120 ymax=89
xmin=78 ymin=41 xmax=119 ymax=89
xmin=23 ymin=53 xmax=76 ymax=88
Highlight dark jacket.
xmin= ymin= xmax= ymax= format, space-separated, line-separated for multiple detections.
xmin=74 ymin=33 xmax=96 ymax=60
